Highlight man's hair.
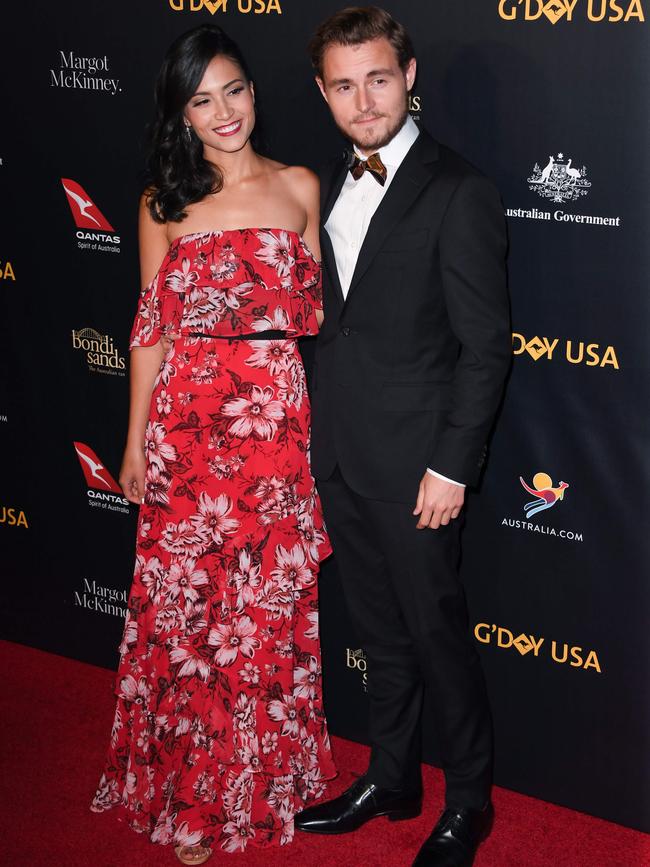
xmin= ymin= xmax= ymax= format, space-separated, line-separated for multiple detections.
xmin=309 ymin=6 xmax=415 ymax=80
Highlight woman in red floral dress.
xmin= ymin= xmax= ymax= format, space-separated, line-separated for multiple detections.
xmin=90 ymin=24 xmax=335 ymax=864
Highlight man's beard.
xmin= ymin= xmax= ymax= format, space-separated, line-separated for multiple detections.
xmin=343 ymin=103 xmax=409 ymax=154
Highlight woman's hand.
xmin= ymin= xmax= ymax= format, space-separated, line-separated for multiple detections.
xmin=161 ymin=335 xmax=176 ymax=354
xmin=120 ymin=446 xmax=147 ymax=505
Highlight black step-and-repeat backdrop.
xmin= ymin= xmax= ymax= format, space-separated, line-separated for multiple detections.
xmin=1 ymin=0 xmax=648 ymax=834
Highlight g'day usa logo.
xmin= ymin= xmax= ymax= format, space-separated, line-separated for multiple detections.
xmin=168 ymin=0 xmax=283 ymax=14
xmin=498 ymin=0 xmax=645 ymax=24
xmin=61 ymin=179 xmax=121 ymax=253
xmin=74 ymin=442 xmax=130 ymax=514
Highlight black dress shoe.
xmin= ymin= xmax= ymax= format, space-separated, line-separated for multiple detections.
xmin=295 ymin=777 xmax=422 ymax=835
xmin=412 ymin=803 xmax=494 ymax=867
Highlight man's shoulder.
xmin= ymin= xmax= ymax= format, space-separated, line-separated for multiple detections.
xmin=420 ymin=130 xmax=483 ymax=179
xmin=318 ymin=152 xmax=346 ymax=183
xmin=425 ymin=133 xmax=498 ymax=194
xmin=317 ymin=152 xmax=347 ymax=211
xmin=439 ymin=144 xmax=481 ymax=177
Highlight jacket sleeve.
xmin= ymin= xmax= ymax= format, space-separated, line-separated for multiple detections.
xmin=428 ymin=174 xmax=511 ymax=486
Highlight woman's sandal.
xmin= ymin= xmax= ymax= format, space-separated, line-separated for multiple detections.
xmin=174 ymin=845 xmax=213 ymax=865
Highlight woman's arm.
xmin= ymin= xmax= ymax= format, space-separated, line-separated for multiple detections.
xmin=291 ymin=167 xmax=324 ymax=328
xmin=120 ymin=195 xmax=170 ymax=504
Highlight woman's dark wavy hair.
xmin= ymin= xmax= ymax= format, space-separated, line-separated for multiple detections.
xmin=145 ymin=24 xmax=254 ymax=223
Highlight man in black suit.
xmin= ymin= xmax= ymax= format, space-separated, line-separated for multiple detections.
xmin=295 ymin=7 xmax=511 ymax=867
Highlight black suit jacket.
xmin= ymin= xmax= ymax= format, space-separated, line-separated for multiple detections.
xmin=310 ymin=130 xmax=511 ymax=502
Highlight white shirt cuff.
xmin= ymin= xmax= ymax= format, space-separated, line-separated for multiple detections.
xmin=426 ymin=468 xmax=466 ymax=488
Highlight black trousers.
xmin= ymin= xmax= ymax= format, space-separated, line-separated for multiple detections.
xmin=318 ymin=467 xmax=493 ymax=809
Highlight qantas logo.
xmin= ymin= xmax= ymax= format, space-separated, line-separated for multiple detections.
xmin=61 ymin=178 xmax=114 ymax=230
xmin=73 ymin=442 xmax=122 ymax=493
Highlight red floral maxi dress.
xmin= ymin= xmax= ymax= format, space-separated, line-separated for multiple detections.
xmin=91 ymin=228 xmax=336 ymax=853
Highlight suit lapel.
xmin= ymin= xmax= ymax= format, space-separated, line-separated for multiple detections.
xmin=322 ymin=155 xmax=349 ymax=225
xmin=320 ymin=229 xmax=344 ymax=304
xmin=320 ymin=156 xmax=349 ymax=304
xmin=345 ymin=132 xmax=440 ymax=301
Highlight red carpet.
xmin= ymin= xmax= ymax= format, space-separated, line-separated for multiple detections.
xmin=0 ymin=640 xmax=647 ymax=867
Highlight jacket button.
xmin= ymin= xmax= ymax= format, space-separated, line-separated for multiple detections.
xmin=340 ymin=326 xmax=351 ymax=337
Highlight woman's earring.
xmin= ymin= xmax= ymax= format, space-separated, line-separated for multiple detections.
xmin=185 ymin=124 xmax=192 ymax=141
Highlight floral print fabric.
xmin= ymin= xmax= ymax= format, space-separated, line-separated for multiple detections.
xmin=91 ymin=229 xmax=335 ymax=853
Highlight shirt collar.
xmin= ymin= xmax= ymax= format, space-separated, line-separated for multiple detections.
xmin=354 ymin=114 xmax=420 ymax=169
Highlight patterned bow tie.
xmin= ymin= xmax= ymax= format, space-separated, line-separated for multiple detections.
xmin=348 ymin=152 xmax=387 ymax=186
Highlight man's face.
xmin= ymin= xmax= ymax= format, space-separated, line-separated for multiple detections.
xmin=317 ymin=37 xmax=416 ymax=156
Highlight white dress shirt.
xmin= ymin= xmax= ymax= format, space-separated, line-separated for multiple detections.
xmin=325 ymin=115 xmax=464 ymax=488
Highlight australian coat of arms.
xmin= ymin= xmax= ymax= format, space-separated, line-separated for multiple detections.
xmin=528 ymin=152 xmax=592 ymax=203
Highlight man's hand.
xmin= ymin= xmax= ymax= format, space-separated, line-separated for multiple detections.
xmin=413 ymin=472 xmax=465 ymax=529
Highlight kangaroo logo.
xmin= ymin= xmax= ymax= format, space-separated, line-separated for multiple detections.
xmin=520 ymin=472 xmax=569 ymax=519
xmin=542 ymin=1 xmax=569 ymax=24
xmin=74 ymin=442 xmax=122 ymax=493
xmin=528 ymin=152 xmax=591 ymax=203
xmin=61 ymin=179 xmax=115 ymax=231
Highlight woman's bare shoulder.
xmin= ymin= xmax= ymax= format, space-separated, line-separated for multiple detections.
xmin=275 ymin=164 xmax=319 ymax=203
xmin=260 ymin=156 xmax=317 ymax=185
xmin=139 ymin=188 xmax=163 ymax=225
